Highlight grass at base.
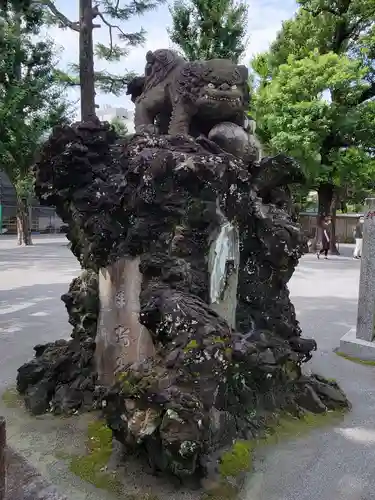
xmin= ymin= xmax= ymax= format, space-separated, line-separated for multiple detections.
xmin=336 ymin=351 xmax=375 ymax=366
xmin=1 ymin=386 xmax=23 ymax=408
xmin=58 ymin=418 xmax=160 ymax=500
xmin=202 ymin=408 xmax=346 ymax=500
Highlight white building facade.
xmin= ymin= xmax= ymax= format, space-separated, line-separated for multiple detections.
xmin=97 ymin=105 xmax=135 ymax=132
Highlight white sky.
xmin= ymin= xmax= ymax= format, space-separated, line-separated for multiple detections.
xmin=44 ymin=0 xmax=297 ymax=118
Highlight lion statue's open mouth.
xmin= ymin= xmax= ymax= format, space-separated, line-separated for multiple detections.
xmin=131 ymin=49 xmax=249 ymax=136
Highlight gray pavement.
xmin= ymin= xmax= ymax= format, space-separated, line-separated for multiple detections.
xmin=0 ymin=235 xmax=80 ymax=390
xmin=1 ymin=236 xmax=374 ymax=500
xmin=243 ymin=245 xmax=375 ymax=500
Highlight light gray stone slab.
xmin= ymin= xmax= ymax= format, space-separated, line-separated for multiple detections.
xmin=356 ymin=198 xmax=375 ymax=341
xmin=339 ymin=328 xmax=375 ymax=361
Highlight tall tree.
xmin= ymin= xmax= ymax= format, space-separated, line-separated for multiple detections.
xmin=252 ymin=0 xmax=375 ymax=251
xmin=168 ymin=0 xmax=248 ymax=62
xmin=0 ymin=5 xmax=71 ymax=245
xmin=38 ymin=0 xmax=165 ymax=120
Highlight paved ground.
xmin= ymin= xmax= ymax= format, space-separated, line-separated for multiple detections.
xmin=243 ymin=245 xmax=375 ymax=500
xmin=0 ymin=235 xmax=80 ymax=391
xmin=1 ymin=236 xmax=374 ymax=500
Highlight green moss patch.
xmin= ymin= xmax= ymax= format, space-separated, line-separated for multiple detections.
xmin=68 ymin=418 xmax=123 ymax=494
xmin=219 ymin=440 xmax=253 ymax=479
xmin=184 ymin=339 xmax=199 ymax=352
xmin=60 ymin=418 xmax=160 ymax=499
xmin=262 ymin=410 xmax=346 ymax=445
xmin=1 ymin=386 xmax=23 ymax=408
xmin=203 ymin=409 xmax=346 ymax=500
xmin=336 ymin=351 xmax=375 ymax=366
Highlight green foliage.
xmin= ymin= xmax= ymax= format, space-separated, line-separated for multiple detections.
xmin=251 ymin=0 xmax=375 ymax=209
xmin=42 ymin=0 xmax=165 ymax=96
xmin=168 ymin=0 xmax=248 ymax=62
xmin=0 ymin=6 xmax=71 ymax=202
xmin=110 ymin=116 xmax=129 ymax=137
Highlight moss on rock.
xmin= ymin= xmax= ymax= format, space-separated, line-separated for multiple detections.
xmin=68 ymin=418 xmax=123 ymax=494
xmin=184 ymin=339 xmax=199 ymax=352
xmin=219 ymin=440 xmax=253 ymax=479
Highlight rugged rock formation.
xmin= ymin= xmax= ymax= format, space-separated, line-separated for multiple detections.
xmin=16 ymin=119 xmax=350 ymax=482
xmin=16 ymin=50 xmax=350 ymax=484
xmin=17 ymin=270 xmax=99 ymax=415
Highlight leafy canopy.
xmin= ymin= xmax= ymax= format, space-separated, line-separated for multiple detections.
xmin=0 ymin=5 xmax=71 ymax=200
xmin=251 ymin=0 xmax=375 ymax=204
xmin=168 ymin=0 xmax=248 ymax=62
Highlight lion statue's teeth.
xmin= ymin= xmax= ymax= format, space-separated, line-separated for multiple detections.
xmin=131 ymin=49 xmax=249 ymax=136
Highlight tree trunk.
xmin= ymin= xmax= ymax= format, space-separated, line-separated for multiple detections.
xmin=79 ymin=0 xmax=96 ymax=121
xmin=329 ymin=191 xmax=340 ymax=255
xmin=318 ymin=182 xmax=334 ymax=218
xmin=95 ymin=257 xmax=155 ymax=386
xmin=16 ymin=198 xmax=32 ymax=246
xmin=310 ymin=182 xmax=334 ymax=252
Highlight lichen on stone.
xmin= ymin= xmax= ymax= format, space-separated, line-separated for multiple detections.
xmin=184 ymin=339 xmax=199 ymax=352
xmin=218 ymin=440 xmax=253 ymax=479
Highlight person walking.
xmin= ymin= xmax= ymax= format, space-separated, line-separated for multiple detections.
xmin=353 ymin=216 xmax=364 ymax=259
xmin=317 ymin=216 xmax=330 ymax=259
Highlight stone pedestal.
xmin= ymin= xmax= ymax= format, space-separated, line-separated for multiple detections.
xmin=339 ymin=198 xmax=375 ymax=360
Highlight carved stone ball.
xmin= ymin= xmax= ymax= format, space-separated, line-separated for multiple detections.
xmin=208 ymin=121 xmax=258 ymax=163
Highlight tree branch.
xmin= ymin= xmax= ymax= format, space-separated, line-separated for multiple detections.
xmin=93 ymin=5 xmax=123 ymax=57
xmin=93 ymin=5 xmax=143 ymax=58
xmin=357 ymin=81 xmax=375 ymax=105
xmin=37 ymin=0 xmax=80 ymax=31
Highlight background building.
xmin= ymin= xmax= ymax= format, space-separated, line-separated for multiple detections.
xmin=96 ymin=105 xmax=135 ymax=132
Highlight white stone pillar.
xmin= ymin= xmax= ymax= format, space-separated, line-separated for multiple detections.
xmin=356 ymin=198 xmax=375 ymax=341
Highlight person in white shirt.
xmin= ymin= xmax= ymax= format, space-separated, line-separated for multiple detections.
xmin=353 ymin=216 xmax=364 ymax=259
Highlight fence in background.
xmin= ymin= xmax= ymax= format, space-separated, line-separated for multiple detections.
xmin=299 ymin=212 xmax=362 ymax=243
xmin=0 ymin=205 xmax=361 ymax=241
xmin=0 ymin=205 xmax=65 ymax=234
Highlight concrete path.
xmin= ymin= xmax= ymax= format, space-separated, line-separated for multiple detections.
xmin=0 ymin=235 xmax=80 ymax=391
xmin=1 ymin=236 xmax=373 ymax=500
xmin=243 ymin=245 xmax=375 ymax=500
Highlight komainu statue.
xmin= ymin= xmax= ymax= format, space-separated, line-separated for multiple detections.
xmin=130 ymin=49 xmax=249 ymax=137
xmin=17 ymin=47 xmax=349 ymax=493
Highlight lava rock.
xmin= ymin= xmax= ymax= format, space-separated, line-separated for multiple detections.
xmin=295 ymin=384 xmax=327 ymax=414
xmin=16 ymin=121 xmax=350 ymax=481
